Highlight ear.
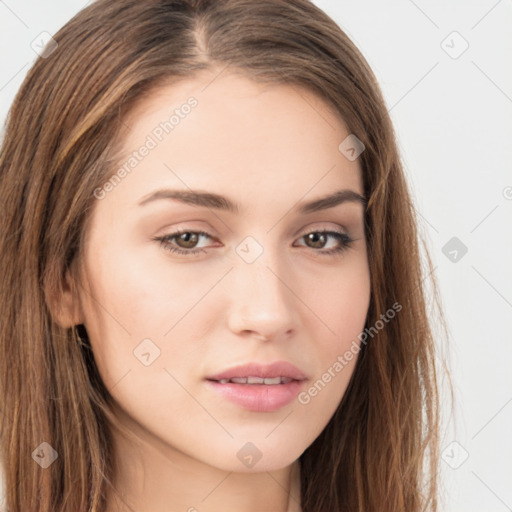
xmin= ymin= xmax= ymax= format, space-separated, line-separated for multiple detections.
xmin=49 ymin=267 xmax=85 ymax=329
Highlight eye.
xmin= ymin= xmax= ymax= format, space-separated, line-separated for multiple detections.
xmin=293 ymin=229 xmax=354 ymax=256
xmin=153 ymin=229 xmax=354 ymax=257
xmin=153 ymin=229 xmax=214 ymax=256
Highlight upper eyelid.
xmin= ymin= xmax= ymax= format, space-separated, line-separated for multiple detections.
xmin=166 ymin=221 xmax=350 ymax=237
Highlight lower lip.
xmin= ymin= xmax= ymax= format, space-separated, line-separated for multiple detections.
xmin=206 ymin=379 xmax=305 ymax=412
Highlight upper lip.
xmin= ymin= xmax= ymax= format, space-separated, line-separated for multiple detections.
xmin=207 ymin=361 xmax=307 ymax=381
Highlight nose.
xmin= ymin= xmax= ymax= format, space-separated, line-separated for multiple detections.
xmin=226 ymin=248 xmax=299 ymax=342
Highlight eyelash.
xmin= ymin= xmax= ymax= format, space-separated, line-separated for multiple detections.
xmin=153 ymin=229 xmax=354 ymax=258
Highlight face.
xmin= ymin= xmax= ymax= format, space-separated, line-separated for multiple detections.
xmin=74 ymin=70 xmax=370 ymax=473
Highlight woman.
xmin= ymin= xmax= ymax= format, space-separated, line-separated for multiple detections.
xmin=0 ymin=1 xmax=448 ymax=511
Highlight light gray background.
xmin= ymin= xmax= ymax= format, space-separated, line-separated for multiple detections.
xmin=1 ymin=1 xmax=511 ymax=511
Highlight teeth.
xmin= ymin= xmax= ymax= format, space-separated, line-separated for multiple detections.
xmin=262 ymin=377 xmax=281 ymax=385
xmin=217 ymin=376 xmax=292 ymax=385
xmin=230 ymin=377 xmax=248 ymax=384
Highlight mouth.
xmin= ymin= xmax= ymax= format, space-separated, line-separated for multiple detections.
xmin=205 ymin=361 xmax=307 ymax=412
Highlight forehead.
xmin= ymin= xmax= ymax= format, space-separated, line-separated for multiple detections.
xmin=104 ymin=70 xmax=364 ymax=210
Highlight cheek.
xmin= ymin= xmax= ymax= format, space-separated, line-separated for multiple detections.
xmin=85 ymin=244 xmax=200 ymax=333
xmin=299 ymin=258 xmax=370 ymax=407
xmin=79 ymin=248 xmax=219 ymax=388
xmin=311 ymin=257 xmax=371 ymax=347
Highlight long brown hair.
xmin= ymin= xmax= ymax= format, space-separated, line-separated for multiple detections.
xmin=0 ymin=1 xmax=449 ymax=510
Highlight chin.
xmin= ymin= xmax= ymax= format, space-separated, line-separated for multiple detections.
xmin=200 ymin=437 xmax=306 ymax=474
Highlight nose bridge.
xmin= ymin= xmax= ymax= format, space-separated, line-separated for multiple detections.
xmin=227 ymin=235 xmax=298 ymax=338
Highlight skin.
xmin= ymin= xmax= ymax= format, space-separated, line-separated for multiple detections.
xmin=57 ymin=69 xmax=371 ymax=512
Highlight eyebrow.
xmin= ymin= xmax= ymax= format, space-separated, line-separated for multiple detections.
xmin=137 ymin=188 xmax=367 ymax=214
